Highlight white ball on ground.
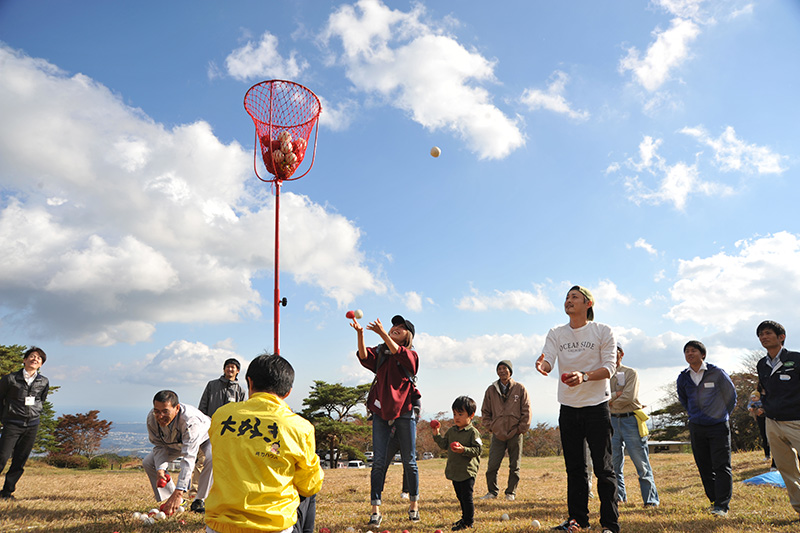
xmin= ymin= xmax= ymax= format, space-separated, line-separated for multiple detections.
xmin=157 ymin=511 xmax=166 ymax=520
xmin=132 ymin=512 xmax=141 ymax=519
xmin=501 ymin=513 xmax=510 ymax=521
xmin=532 ymin=518 xmax=541 ymax=528
xmin=430 ymin=146 xmax=441 ymax=158
xmin=176 ymin=505 xmax=185 ymax=513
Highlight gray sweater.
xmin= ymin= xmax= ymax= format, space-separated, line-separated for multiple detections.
xmin=198 ymin=376 xmax=246 ymax=416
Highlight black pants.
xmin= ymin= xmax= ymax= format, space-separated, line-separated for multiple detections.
xmin=0 ymin=422 xmax=39 ymax=495
xmin=689 ymin=421 xmax=732 ymax=512
xmin=756 ymin=415 xmax=771 ymax=459
xmin=452 ymin=477 xmax=475 ymax=525
xmin=294 ymin=494 xmax=317 ymax=533
xmin=559 ymin=403 xmax=619 ymax=533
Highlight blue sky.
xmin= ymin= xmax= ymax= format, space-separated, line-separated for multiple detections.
xmin=1 ymin=0 xmax=798 ymax=425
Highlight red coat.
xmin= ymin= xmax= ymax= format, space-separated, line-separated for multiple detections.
xmin=359 ymin=345 xmax=419 ymax=421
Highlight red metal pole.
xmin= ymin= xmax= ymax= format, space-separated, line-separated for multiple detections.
xmin=274 ymin=180 xmax=281 ymax=355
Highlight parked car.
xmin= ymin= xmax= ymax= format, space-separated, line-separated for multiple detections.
xmin=422 ymin=451 xmax=435 ymax=460
xmin=347 ymin=460 xmax=366 ymax=469
xmin=365 ymin=451 xmax=374 ymax=462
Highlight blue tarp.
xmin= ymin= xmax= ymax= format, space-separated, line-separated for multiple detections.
xmin=742 ymin=470 xmax=786 ymax=488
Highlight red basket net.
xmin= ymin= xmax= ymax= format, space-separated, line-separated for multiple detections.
xmin=244 ymin=80 xmax=322 ymax=182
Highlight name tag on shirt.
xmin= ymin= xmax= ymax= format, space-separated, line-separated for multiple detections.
xmin=704 ymin=382 xmax=715 ymax=388
xmin=617 ymin=374 xmax=626 ymax=387
xmin=25 ymin=396 xmax=35 ymax=406
xmin=780 ymin=374 xmax=791 ymax=381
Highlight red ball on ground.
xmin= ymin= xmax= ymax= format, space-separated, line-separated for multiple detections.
xmin=319 ymin=528 xmax=331 ymax=533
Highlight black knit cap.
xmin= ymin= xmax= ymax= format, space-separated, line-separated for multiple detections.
xmin=224 ymin=358 xmax=241 ymax=370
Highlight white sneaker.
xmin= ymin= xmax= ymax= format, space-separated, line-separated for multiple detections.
xmin=710 ymin=508 xmax=728 ymax=518
xmin=504 ymin=494 xmax=515 ymax=501
xmin=401 ymin=492 xmax=410 ymax=499
xmin=479 ymin=493 xmax=497 ymax=500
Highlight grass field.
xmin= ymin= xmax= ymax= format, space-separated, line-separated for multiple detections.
xmin=1 ymin=450 xmax=798 ymax=532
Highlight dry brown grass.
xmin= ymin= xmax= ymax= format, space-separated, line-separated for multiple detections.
xmin=1 ymin=451 xmax=798 ymax=532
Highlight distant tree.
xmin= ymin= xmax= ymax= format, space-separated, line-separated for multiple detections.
xmin=649 ymin=382 xmax=689 ymax=442
xmin=0 ymin=344 xmax=59 ymax=453
xmin=301 ymin=381 xmax=371 ymax=468
xmin=52 ymin=410 xmax=113 ymax=459
xmin=524 ymin=422 xmax=562 ymax=457
xmin=729 ymin=371 xmax=760 ymax=451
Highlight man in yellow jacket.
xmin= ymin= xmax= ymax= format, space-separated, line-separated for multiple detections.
xmin=205 ymin=353 xmax=324 ymax=533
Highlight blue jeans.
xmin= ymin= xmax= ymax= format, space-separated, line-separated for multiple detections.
xmin=370 ymin=413 xmax=418 ymax=505
xmin=611 ymin=414 xmax=659 ymax=505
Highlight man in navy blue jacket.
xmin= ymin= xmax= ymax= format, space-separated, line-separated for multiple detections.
xmin=677 ymin=340 xmax=736 ymax=518
xmin=756 ymin=320 xmax=800 ymax=519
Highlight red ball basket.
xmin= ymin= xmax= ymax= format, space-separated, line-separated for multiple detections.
xmin=244 ymin=80 xmax=322 ymax=182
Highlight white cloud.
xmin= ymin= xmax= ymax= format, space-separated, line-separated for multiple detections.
xmin=654 ymin=0 xmax=705 ymax=20
xmin=404 ymin=291 xmax=423 ymax=312
xmin=667 ymin=232 xmax=800 ymax=332
xmin=615 ymin=135 xmax=734 ymax=210
xmin=680 ymin=125 xmax=787 ymax=174
xmin=417 ymin=332 xmax=546 ymax=369
xmin=619 ymin=17 xmax=700 ymax=92
xmin=456 ymin=285 xmax=554 ymax=314
xmin=591 ymin=279 xmax=633 ymax=307
xmin=123 ymin=340 xmax=248 ymax=386
xmin=316 ymin=94 xmax=359 ymax=132
xmin=322 ymin=0 xmax=524 ymax=160
xmin=629 ymin=238 xmax=658 ymax=256
xmin=0 ymin=45 xmax=386 ymax=345
xmin=520 ymin=71 xmax=589 ymax=121
xmin=224 ymin=31 xmax=309 ymax=81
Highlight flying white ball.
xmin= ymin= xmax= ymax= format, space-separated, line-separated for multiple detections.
xmin=430 ymin=146 xmax=441 ymax=158
xmin=354 ymin=309 xmax=363 ymax=319
xmin=501 ymin=513 xmax=510 ymax=521
xmin=278 ymin=130 xmax=293 ymax=143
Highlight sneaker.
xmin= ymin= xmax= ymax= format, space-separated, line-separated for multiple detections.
xmin=452 ymin=520 xmax=472 ymax=531
xmin=367 ymin=514 xmax=382 ymax=527
xmin=408 ymin=509 xmax=420 ymax=522
xmin=479 ymin=492 xmax=497 ymax=500
xmin=643 ymin=503 xmax=659 ymax=509
xmin=552 ymin=519 xmax=589 ymax=531
xmin=710 ymin=508 xmax=728 ymax=518
xmin=504 ymin=493 xmax=516 ymax=501
xmin=0 ymin=491 xmax=14 ymax=500
xmin=401 ymin=492 xmax=410 ymax=499
xmin=190 ymin=499 xmax=205 ymax=513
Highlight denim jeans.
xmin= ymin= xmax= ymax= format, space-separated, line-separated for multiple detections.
xmin=611 ymin=414 xmax=659 ymax=505
xmin=370 ymin=412 xmax=418 ymax=505
xmin=559 ymin=402 xmax=619 ymax=533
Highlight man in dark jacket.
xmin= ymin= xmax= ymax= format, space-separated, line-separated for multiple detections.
xmin=756 ymin=320 xmax=800 ymax=519
xmin=0 ymin=346 xmax=49 ymax=499
xmin=192 ymin=358 xmax=246 ymax=497
xmin=677 ymin=340 xmax=736 ymax=518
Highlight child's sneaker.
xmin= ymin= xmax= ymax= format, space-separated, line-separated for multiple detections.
xmin=367 ymin=514 xmax=382 ymax=527
xmin=408 ymin=509 xmax=420 ymax=521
